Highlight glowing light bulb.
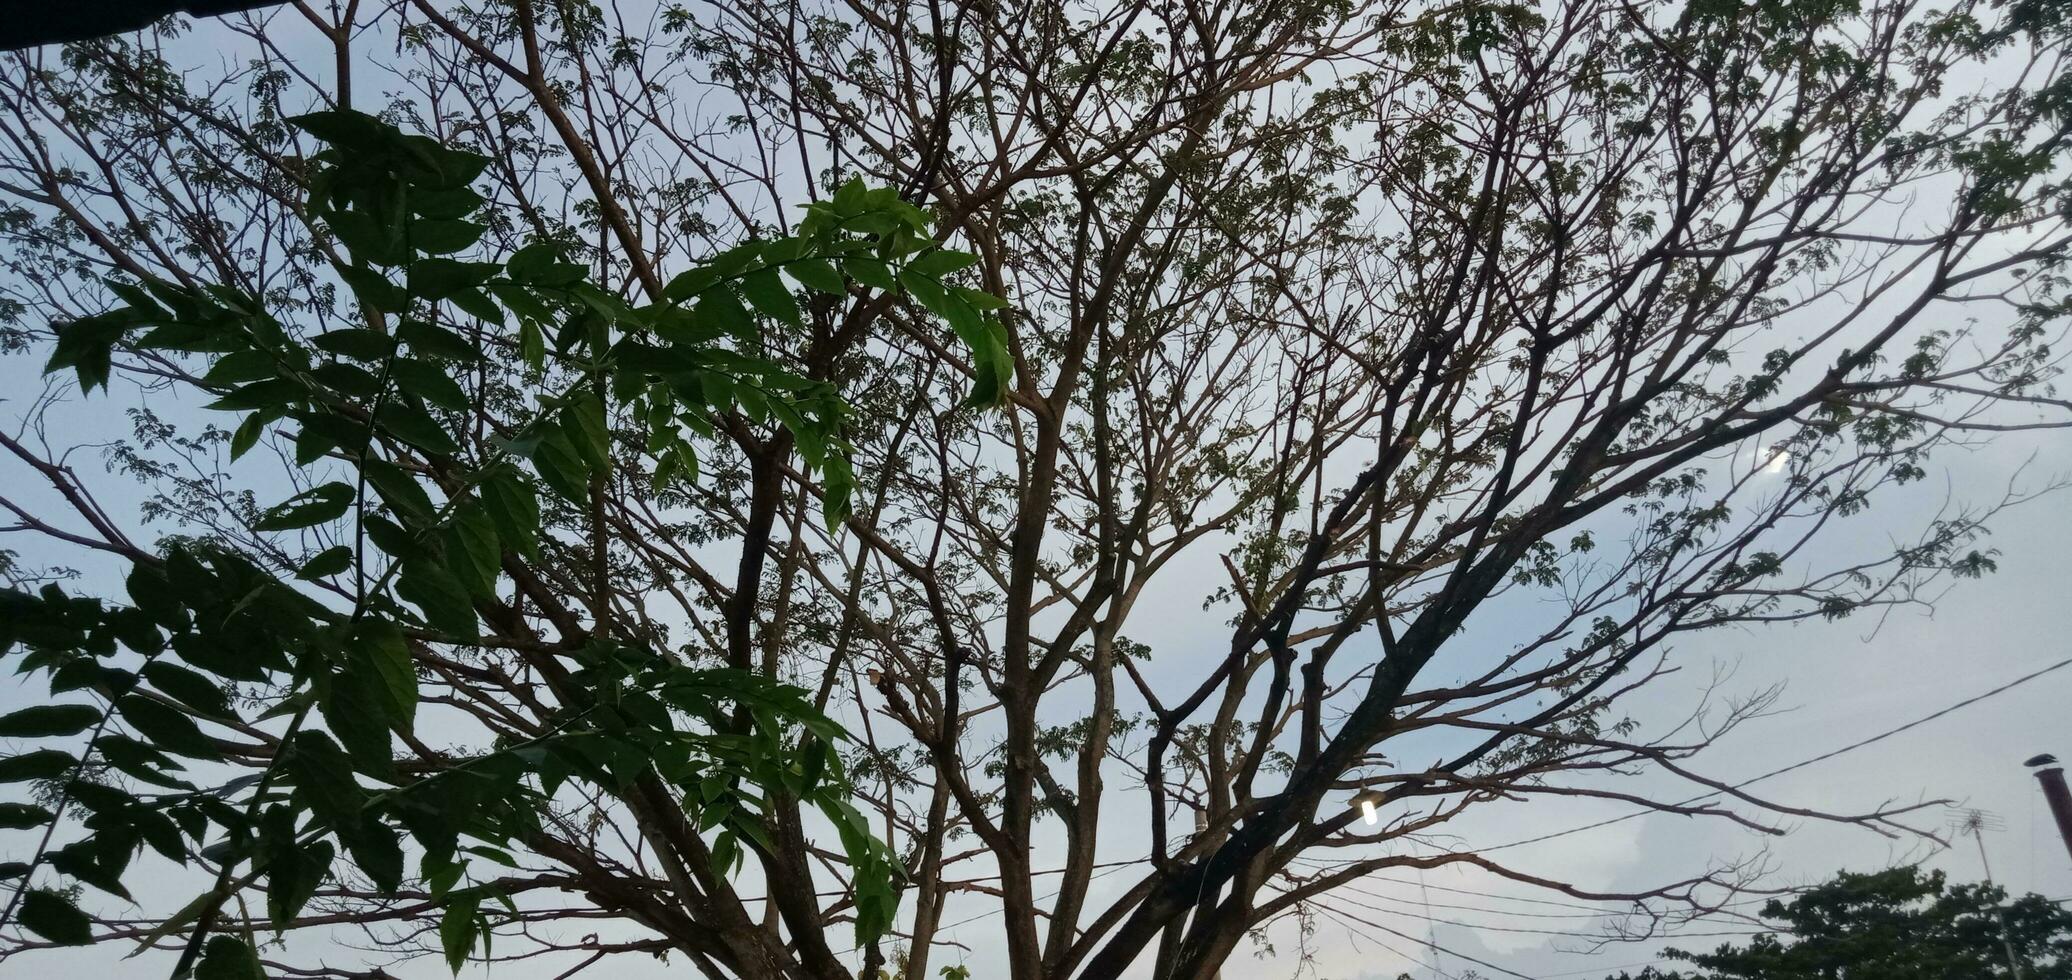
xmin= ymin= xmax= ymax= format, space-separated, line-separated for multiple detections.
xmin=1361 ymin=799 xmax=1378 ymax=826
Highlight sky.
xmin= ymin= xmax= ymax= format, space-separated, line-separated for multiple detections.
xmin=2 ymin=5 xmax=2071 ymax=980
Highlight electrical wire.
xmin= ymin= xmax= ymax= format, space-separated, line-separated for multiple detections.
xmin=1481 ymin=655 xmax=2072 ymax=853
xmin=835 ymin=656 xmax=2071 ymax=969
xmin=1311 ymin=896 xmax=1541 ymax=980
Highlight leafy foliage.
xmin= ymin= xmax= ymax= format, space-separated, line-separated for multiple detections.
xmin=1 ymin=108 xmax=1003 ymax=968
xmin=1610 ymin=867 xmax=2072 ymax=979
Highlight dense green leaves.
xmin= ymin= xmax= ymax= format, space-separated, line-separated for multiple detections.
xmin=194 ymin=935 xmax=267 ymax=980
xmin=2 ymin=109 xmax=964 ymax=972
xmin=1610 ymin=867 xmax=2072 ymax=979
xmin=0 ymin=804 xmax=54 ymax=830
xmin=17 ymin=889 xmax=93 ymax=945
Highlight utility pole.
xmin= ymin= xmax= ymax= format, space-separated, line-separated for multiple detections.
xmin=2025 ymin=754 xmax=2072 ymax=864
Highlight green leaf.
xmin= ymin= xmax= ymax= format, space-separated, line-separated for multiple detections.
xmin=908 ymin=249 xmax=979 ymax=277
xmin=0 ymin=704 xmax=102 ymax=738
xmin=98 ymin=733 xmax=191 ymax=790
xmin=19 ymin=889 xmax=94 ymax=945
xmin=337 ymin=264 xmax=409 ymax=312
xmin=448 ymin=288 xmax=504 ymax=326
xmin=897 ymin=268 xmax=952 ymax=315
xmin=696 ymin=287 xmax=755 ymax=340
xmin=413 ymin=186 xmax=485 ymax=221
xmin=141 ymin=661 xmax=233 ymax=719
xmin=832 ymin=176 xmax=868 ymax=215
xmin=48 ymin=836 xmax=134 ymax=900
xmin=256 ymin=482 xmax=355 ymax=532
xmin=663 ymin=266 xmax=720 ymax=302
xmin=397 ymin=557 xmax=479 ymax=641
xmin=286 ymin=729 xmax=366 ymax=821
xmin=298 ymin=545 xmax=355 ymax=580
xmin=936 ymin=293 xmax=1013 ymax=407
xmin=266 ymin=837 xmax=334 ymax=927
xmin=195 ymin=935 xmax=267 ymax=980
xmin=300 ymin=412 xmax=372 ymax=459
xmin=563 ymin=391 xmax=610 ymax=471
xmin=405 ymin=136 xmax=492 ymax=190
xmin=46 ymin=310 xmax=130 ymax=394
xmin=506 ymin=242 xmax=565 ymax=283
xmin=479 ymin=469 xmax=540 ymax=560
xmin=125 ymin=562 xmax=183 ymax=624
xmin=413 ymin=219 xmax=487 ymax=255
xmin=343 ymin=817 xmax=405 ymax=894
xmin=382 ymin=398 xmax=462 ymax=456
xmin=313 ymin=328 xmax=397 ymax=362
xmin=955 ymin=286 xmax=1009 ymax=311
xmin=229 ymin=412 xmax=267 ymax=461
xmin=362 ymin=459 xmax=437 ymax=522
xmin=203 ymin=349 xmax=278 ymax=386
xmin=740 ymin=268 xmax=802 ymax=326
xmin=712 ymin=830 xmax=740 ymax=875
xmin=785 ymin=257 xmax=846 ymax=295
xmin=409 ymin=258 xmax=500 ymax=300
xmin=518 ymin=318 xmax=546 ymax=371
xmin=117 ymin=694 xmax=222 ymax=760
xmin=312 ymin=360 xmax=384 ymax=397
xmin=444 ymin=503 xmax=502 ymax=601
xmin=528 ymin=427 xmax=590 ymax=503
xmin=441 ymin=889 xmax=482 ymax=973
xmin=354 ymin=621 xmax=418 ymax=734
xmin=327 ymin=210 xmax=408 ymax=266
xmin=289 ymin=109 xmax=391 ymax=152
xmin=0 ymin=802 xmax=55 ymax=829
xmin=399 ymin=319 xmax=482 ymax=361
xmin=822 ymin=453 xmax=855 ymax=530
xmin=0 ymin=749 xmax=77 ymax=783
xmin=392 ymin=357 xmax=471 ymax=410
xmin=294 ymin=423 xmax=339 ymax=466
xmin=207 ymin=378 xmax=304 ymax=414
xmin=320 ymin=663 xmax=395 ymax=777
xmin=843 ymin=256 xmax=897 ymax=290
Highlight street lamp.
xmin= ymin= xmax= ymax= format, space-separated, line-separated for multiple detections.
xmin=1350 ymin=789 xmax=1385 ymax=826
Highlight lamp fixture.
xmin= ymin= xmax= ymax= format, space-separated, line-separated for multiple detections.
xmin=1349 ymin=789 xmax=1385 ymax=826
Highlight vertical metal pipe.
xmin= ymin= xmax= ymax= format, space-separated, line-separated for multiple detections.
xmin=2026 ymin=754 xmax=2072 ymax=864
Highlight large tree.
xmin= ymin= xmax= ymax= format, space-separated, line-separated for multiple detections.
xmin=1 ymin=0 xmax=2070 ymax=978
xmin=1609 ymin=867 xmax=2072 ymax=979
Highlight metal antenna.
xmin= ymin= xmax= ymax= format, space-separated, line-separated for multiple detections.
xmin=1951 ymin=809 xmax=2008 ymax=884
xmin=1950 ymin=807 xmax=2024 ymax=979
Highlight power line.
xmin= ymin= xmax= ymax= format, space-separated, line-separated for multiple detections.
xmin=1482 ymin=655 xmax=2072 ymax=853
xmin=1331 ymin=887 xmax=1770 ymax=942
xmin=1539 ymin=960 xmax=1668 ymax=978
xmin=844 ymin=656 xmax=2070 ymax=968
xmin=1311 ymin=897 xmax=1541 ymax=980
xmin=1306 ymin=905 xmax=1441 ymax=979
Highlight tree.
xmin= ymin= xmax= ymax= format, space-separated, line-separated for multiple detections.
xmin=1609 ymin=867 xmax=2072 ymax=979
xmin=0 ymin=0 xmax=2068 ymax=978
xmin=2 ymin=107 xmax=973 ymax=975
